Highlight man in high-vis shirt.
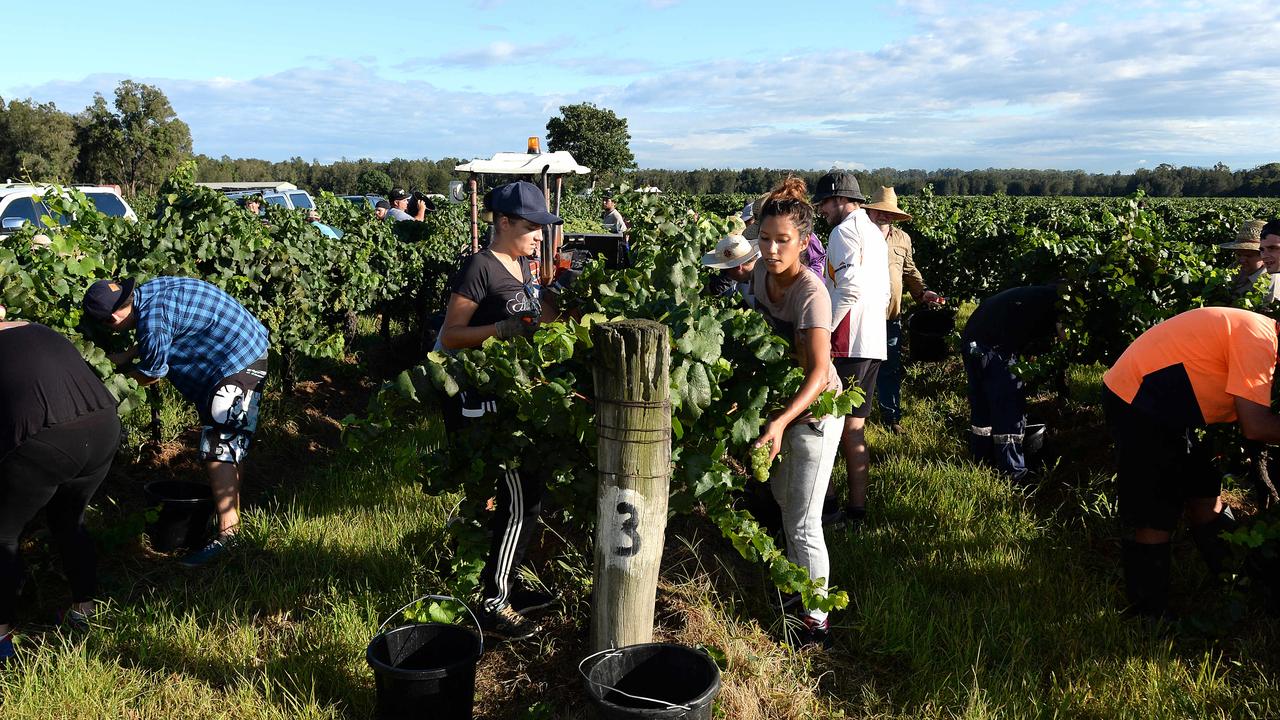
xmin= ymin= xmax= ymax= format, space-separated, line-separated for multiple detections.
xmin=1103 ymin=306 xmax=1280 ymax=618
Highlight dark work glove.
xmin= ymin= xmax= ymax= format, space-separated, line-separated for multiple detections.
xmin=495 ymin=310 xmax=540 ymax=339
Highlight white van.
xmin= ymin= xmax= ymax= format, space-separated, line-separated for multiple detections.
xmin=0 ymin=184 xmax=137 ymax=237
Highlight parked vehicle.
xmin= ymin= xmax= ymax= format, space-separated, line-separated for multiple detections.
xmin=224 ymin=189 xmax=317 ymax=212
xmin=340 ymin=194 xmax=386 ymax=209
xmin=280 ymin=189 xmax=316 ymax=211
xmin=0 ymin=184 xmax=137 ymax=237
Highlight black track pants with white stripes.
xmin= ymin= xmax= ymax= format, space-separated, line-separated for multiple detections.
xmin=480 ymin=466 xmax=544 ymax=612
xmin=447 ymin=391 xmax=545 ymax=613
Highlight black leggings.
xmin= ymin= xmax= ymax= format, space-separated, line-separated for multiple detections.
xmin=0 ymin=410 xmax=120 ymax=625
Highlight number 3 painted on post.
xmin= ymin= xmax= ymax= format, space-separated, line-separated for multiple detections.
xmin=615 ymin=502 xmax=641 ymax=557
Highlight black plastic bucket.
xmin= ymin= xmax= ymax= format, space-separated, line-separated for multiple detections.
xmin=906 ymin=306 xmax=956 ymax=363
xmin=582 ymin=643 xmax=721 ymax=719
xmin=366 ymin=596 xmax=484 ymax=720
xmin=143 ymin=480 xmax=214 ymax=553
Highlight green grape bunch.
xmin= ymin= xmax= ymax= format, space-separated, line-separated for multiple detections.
xmin=750 ymin=443 xmax=775 ymax=483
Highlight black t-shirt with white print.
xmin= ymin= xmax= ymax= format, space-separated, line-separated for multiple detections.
xmin=446 ymin=249 xmax=542 ymax=419
xmin=449 ymin=249 xmax=541 ymax=327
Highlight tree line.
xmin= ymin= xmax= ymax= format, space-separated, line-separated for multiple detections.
xmin=3 ymin=80 xmax=1278 ymax=198
xmin=628 ymin=164 xmax=1280 ymax=198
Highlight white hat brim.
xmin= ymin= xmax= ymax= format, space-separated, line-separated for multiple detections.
xmin=702 ymin=248 xmax=760 ymax=270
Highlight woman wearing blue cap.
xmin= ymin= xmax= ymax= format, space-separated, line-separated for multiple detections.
xmin=437 ymin=180 xmax=561 ymax=640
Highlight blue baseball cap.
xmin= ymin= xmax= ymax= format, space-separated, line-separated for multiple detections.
xmin=83 ymin=278 xmax=136 ymax=321
xmin=485 ymin=181 xmax=563 ymax=225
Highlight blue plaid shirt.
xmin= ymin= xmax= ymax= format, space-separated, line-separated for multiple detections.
xmin=133 ymin=277 xmax=269 ymax=404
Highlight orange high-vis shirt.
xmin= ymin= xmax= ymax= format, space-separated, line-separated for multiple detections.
xmin=1104 ymin=307 xmax=1278 ymax=426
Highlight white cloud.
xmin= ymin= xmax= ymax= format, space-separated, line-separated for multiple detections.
xmin=397 ymin=41 xmax=653 ymax=76
xmin=398 ymin=41 xmax=547 ymax=70
xmin=610 ymin=0 xmax=1280 ymax=169
xmin=10 ymin=1 xmax=1280 ymax=172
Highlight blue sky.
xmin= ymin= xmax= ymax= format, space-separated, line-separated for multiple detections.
xmin=4 ymin=0 xmax=1277 ymax=172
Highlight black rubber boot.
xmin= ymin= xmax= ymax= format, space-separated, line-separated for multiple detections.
xmin=1122 ymin=540 xmax=1172 ymax=619
xmin=1189 ymin=506 xmax=1238 ymax=580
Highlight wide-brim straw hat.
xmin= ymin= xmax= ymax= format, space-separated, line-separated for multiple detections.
xmin=1219 ymin=218 xmax=1266 ymax=251
xmin=702 ymin=234 xmax=760 ymax=269
xmin=862 ymin=186 xmax=912 ymax=222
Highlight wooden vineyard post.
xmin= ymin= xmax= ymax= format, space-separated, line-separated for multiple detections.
xmin=590 ymin=320 xmax=672 ymax=652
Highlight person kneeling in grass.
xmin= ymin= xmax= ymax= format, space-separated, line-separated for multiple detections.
xmin=83 ymin=277 xmax=269 ymax=568
xmin=1103 ymin=306 xmax=1280 ymax=618
xmin=750 ymin=177 xmax=846 ymax=648
xmin=1 ymin=320 xmax=122 ymax=662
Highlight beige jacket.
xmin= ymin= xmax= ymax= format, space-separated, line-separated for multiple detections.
xmin=885 ymin=225 xmax=927 ymax=320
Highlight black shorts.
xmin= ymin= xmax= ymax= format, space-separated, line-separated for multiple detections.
xmin=197 ymin=355 xmax=268 ymax=464
xmin=833 ymin=358 xmax=881 ymax=419
xmin=1103 ymin=387 xmax=1220 ymax=532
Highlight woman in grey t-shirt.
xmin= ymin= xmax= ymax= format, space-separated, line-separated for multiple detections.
xmin=749 ymin=178 xmax=845 ymax=648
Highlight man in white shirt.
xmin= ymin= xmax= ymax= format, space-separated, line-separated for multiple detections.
xmin=602 ymin=195 xmax=628 ymax=234
xmin=813 ymin=171 xmax=891 ymax=529
xmin=386 ymin=188 xmax=421 ymax=222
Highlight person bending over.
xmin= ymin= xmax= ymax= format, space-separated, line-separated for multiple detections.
xmin=1103 ymin=306 xmax=1280 ymax=618
xmin=960 ymin=284 xmax=1059 ymax=482
xmin=1 ymin=321 xmax=121 ymax=661
xmin=84 ymin=277 xmax=269 ymax=567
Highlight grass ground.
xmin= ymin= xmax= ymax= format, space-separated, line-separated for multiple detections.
xmin=2 ymin=322 xmax=1279 ymax=718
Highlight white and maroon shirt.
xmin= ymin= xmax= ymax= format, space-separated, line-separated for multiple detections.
xmin=823 ymin=208 xmax=890 ymax=360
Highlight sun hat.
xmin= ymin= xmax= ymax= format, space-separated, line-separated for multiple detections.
xmin=485 ymin=181 xmax=563 ymax=225
xmin=862 ymin=186 xmax=912 ymax=222
xmin=701 ymin=234 xmax=760 ymax=270
xmin=83 ymin=278 xmax=137 ymax=321
xmin=811 ymin=170 xmax=866 ymax=203
xmin=1219 ymin=219 xmax=1266 ymax=251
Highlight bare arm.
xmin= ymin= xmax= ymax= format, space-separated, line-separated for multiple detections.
xmin=1236 ymin=396 xmax=1280 ymax=443
xmin=755 ymin=327 xmax=833 ymax=461
xmin=438 ymin=293 xmax=497 ymax=350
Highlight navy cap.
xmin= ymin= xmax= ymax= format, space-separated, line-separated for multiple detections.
xmin=485 ymin=181 xmax=563 ymax=226
xmin=83 ymin=278 xmax=136 ymax=321
xmin=388 ymin=188 xmax=410 ymax=201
